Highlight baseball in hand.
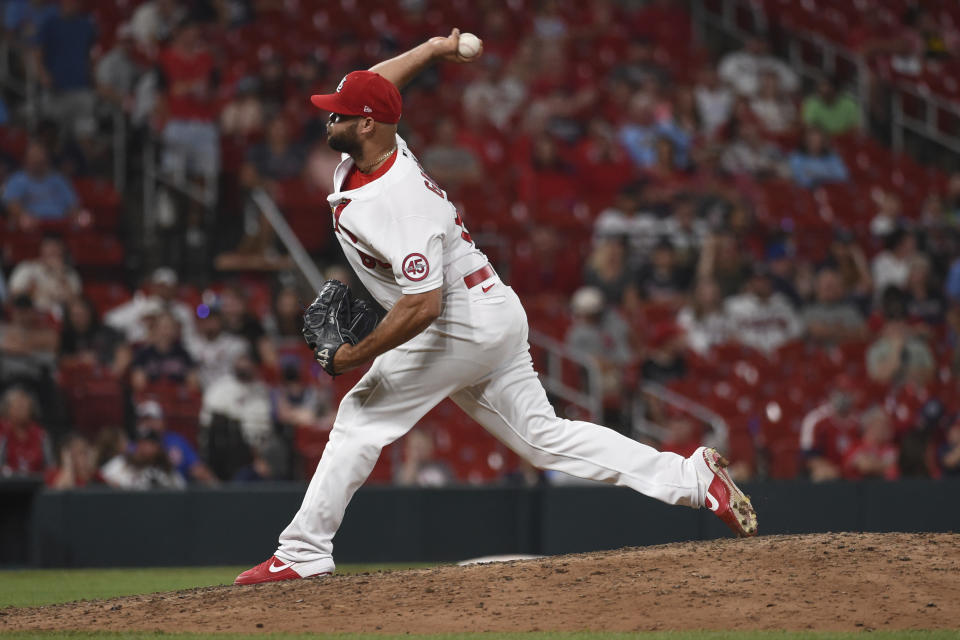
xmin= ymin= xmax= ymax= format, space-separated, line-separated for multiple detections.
xmin=457 ymin=33 xmax=482 ymax=58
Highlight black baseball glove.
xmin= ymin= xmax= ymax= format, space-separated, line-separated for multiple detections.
xmin=302 ymin=280 xmax=379 ymax=376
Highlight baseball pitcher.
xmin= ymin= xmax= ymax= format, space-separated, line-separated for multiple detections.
xmin=235 ymin=29 xmax=757 ymax=585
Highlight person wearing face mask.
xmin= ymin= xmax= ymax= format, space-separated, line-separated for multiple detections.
xmin=199 ymin=348 xmax=277 ymax=480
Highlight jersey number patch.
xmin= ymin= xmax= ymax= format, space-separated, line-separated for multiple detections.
xmin=402 ymin=253 xmax=430 ymax=281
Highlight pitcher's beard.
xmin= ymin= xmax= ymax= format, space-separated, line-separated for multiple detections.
xmin=327 ymin=129 xmax=361 ymax=157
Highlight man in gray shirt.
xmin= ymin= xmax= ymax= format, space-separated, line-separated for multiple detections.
xmin=803 ymin=268 xmax=866 ymax=345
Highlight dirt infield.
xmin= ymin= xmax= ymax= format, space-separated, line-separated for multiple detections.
xmin=2 ymin=532 xmax=959 ymax=634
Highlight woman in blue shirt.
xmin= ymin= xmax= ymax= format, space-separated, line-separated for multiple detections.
xmin=788 ymin=127 xmax=849 ymax=189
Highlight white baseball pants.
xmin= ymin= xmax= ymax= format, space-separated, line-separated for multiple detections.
xmin=275 ymin=280 xmax=705 ymax=569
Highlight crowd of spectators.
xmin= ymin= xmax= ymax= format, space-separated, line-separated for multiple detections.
xmin=3 ymin=0 xmax=960 ymax=488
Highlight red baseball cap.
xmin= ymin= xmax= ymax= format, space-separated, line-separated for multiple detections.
xmin=310 ymin=70 xmax=402 ymax=124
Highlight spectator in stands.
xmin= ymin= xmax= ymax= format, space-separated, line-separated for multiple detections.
xmin=583 ymin=236 xmax=634 ymax=306
xmin=31 ymin=0 xmax=97 ymax=126
xmin=95 ymin=23 xmax=141 ymax=110
xmin=725 ymin=265 xmax=803 ymax=353
xmin=130 ymin=310 xmax=198 ymax=392
xmin=661 ymin=194 xmax=709 ymax=264
xmin=1 ymin=141 xmax=80 ymax=229
xmin=100 ymin=430 xmax=186 ymax=489
xmin=200 ymin=350 xmax=279 ymax=481
xmin=636 ymin=238 xmax=689 ymax=304
xmin=186 ymin=301 xmax=247 ymax=389
xmin=0 ymin=294 xmax=59 ymax=402
xmin=718 ymin=37 xmax=799 ymax=97
xmin=135 ymin=400 xmax=217 ymax=485
xmin=421 ymin=117 xmax=482 ymax=193
xmin=565 ymin=287 xmax=633 ymax=414
xmin=803 ymin=268 xmax=867 ymax=346
xmin=59 ymin=297 xmax=131 ymax=375
xmin=749 ymin=69 xmax=797 ymax=135
xmin=800 ymin=381 xmax=861 ymax=482
xmin=904 ymin=255 xmax=945 ymax=325
xmin=271 ymin=357 xmax=332 ymax=432
xmin=263 ymin=286 xmax=305 ymax=341
xmin=788 ymin=127 xmax=849 ymax=189
xmin=905 ymin=6 xmax=959 ymax=60
xmin=640 ymin=322 xmax=687 ymax=385
xmin=8 ymin=235 xmax=81 ymax=317
xmin=720 ymin=122 xmax=789 ymax=179
xmin=571 ymin=119 xmax=635 ymax=205
xmin=510 ymin=227 xmax=581 ymax=299
xmin=938 ymin=418 xmax=960 ymax=476
xmin=801 ymin=77 xmax=861 ymax=136
xmin=4 ymin=0 xmax=57 ymax=42
xmin=764 ymin=241 xmax=804 ymax=306
xmin=900 ymin=398 xmax=945 ymax=477
xmin=462 ymin=58 xmax=528 ymax=131
xmin=842 ymin=407 xmax=899 ymax=480
xmin=255 ymin=51 xmax=287 ymax=115
xmin=46 ymin=433 xmax=99 ymax=488
xmin=60 ymin=116 xmax=111 ymax=179
xmin=696 ymin=230 xmax=751 ymax=298
xmin=105 ymin=267 xmax=195 ymax=344
xmin=641 ymin=136 xmax=688 ymax=193
xmin=693 ymin=67 xmax=733 ymax=138
xmin=870 ymin=189 xmax=905 ymax=238
xmin=156 ymin=18 xmax=219 ymax=188
xmin=220 ymin=76 xmax=264 ymax=139
xmin=611 ymin=38 xmax=669 ymax=89
xmin=517 ymin=133 xmax=582 ymax=220
xmin=823 ymin=229 xmax=873 ymax=306
xmin=677 ymin=278 xmax=729 ymax=355
xmin=0 ymin=386 xmax=52 ymax=475
xmin=871 ymin=228 xmax=917 ymax=298
xmin=395 ymin=429 xmax=455 ymax=487
xmin=241 ymin=116 xmax=306 ymax=192
xmin=618 ymin=93 xmax=689 ymax=169
xmin=130 ymin=0 xmax=182 ymax=56
xmin=218 ymin=284 xmax=275 ymax=367
xmin=867 ymin=287 xmax=935 ymax=387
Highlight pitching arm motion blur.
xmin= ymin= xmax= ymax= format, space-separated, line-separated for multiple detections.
xmin=369 ymin=28 xmax=483 ymax=90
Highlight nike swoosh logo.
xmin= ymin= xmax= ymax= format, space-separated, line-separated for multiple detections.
xmin=268 ymin=560 xmax=294 ymax=573
xmin=482 ymin=284 xmax=495 ymax=293
xmin=705 ymin=491 xmax=720 ymax=512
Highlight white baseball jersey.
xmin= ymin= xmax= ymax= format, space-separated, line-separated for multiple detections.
xmin=273 ymin=132 xmax=716 ymax=575
xmin=326 ymin=135 xmax=488 ymax=310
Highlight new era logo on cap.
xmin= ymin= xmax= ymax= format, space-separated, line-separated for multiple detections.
xmin=311 ymin=70 xmax=402 ymax=124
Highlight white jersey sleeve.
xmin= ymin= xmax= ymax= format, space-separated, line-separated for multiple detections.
xmin=381 ymin=214 xmax=445 ymax=295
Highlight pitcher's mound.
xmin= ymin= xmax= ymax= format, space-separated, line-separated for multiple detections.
xmin=4 ymin=532 xmax=959 ymax=634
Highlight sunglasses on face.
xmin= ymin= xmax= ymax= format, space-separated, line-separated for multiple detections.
xmin=328 ymin=112 xmax=360 ymax=124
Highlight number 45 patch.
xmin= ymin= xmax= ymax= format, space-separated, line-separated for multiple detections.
xmin=401 ymin=253 xmax=429 ymax=281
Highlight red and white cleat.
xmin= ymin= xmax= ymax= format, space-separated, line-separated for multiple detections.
xmin=693 ymin=447 xmax=758 ymax=537
xmin=234 ymin=555 xmax=333 ymax=585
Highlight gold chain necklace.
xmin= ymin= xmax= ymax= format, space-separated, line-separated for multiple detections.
xmin=359 ymin=147 xmax=396 ymax=173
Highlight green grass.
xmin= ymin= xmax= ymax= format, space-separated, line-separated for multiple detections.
xmin=1 ymin=632 xmax=959 ymax=639
xmin=0 ymin=564 xmax=433 ymax=609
